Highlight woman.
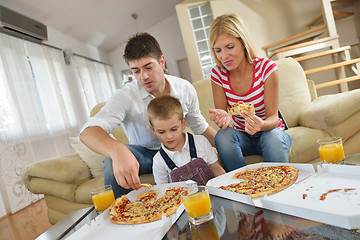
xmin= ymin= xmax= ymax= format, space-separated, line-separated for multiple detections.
xmin=208 ymin=14 xmax=291 ymax=172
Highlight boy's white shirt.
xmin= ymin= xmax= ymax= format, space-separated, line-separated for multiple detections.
xmin=152 ymin=132 xmax=218 ymax=184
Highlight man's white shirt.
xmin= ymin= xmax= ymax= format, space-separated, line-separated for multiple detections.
xmin=80 ymin=74 xmax=209 ymax=149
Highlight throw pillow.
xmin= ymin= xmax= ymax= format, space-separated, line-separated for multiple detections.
xmin=69 ymin=137 xmax=104 ymax=178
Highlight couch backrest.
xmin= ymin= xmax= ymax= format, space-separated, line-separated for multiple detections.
xmin=192 ymin=78 xmax=219 ymax=131
xmin=90 ymin=102 xmax=129 ymax=144
xmin=276 ymin=58 xmax=312 ymax=128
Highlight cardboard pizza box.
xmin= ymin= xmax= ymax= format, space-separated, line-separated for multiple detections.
xmin=206 ymin=162 xmax=314 ymax=207
xmin=66 ymin=181 xmax=196 ymax=240
xmin=206 ymin=162 xmax=360 ymax=230
xmin=261 ymin=164 xmax=360 ymax=229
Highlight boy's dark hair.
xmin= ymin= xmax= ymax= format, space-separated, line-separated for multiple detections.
xmin=147 ymin=95 xmax=183 ymax=126
xmin=123 ymin=32 xmax=163 ymax=65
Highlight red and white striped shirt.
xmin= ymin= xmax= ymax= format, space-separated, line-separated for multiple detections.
xmin=211 ymin=57 xmax=284 ymax=133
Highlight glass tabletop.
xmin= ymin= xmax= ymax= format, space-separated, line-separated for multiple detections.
xmin=36 ymin=207 xmax=98 ymax=240
xmin=38 ymin=153 xmax=360 ymax=239
xmin=163 ymin=194 xmax=360 ymax=240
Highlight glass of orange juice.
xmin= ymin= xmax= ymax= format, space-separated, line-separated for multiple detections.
xmin=91 ymin=185 xmax=115 ymax=213
xmin=182 ymin=186 xmax=213 ymax=225
xmin=317 ymin=137 xmax=345 ymax=164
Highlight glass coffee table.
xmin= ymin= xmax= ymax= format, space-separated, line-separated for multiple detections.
xmin=164 ymin=194 xmax=360 ymax=240
xmin=37 ymin=153 xmax=360 ymax=240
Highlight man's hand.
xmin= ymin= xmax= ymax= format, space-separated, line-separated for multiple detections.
xmin=80 ymin=126 xmax=141 ymax=190
xmin=111 ymin=144 xmax=141 ymax=190
xmin=209 ymin=109 xmax=232 ymax=129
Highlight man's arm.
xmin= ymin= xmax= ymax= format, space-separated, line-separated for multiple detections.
xmin=201 ymin=125 xmax=216 ymax=147
xmin=79 ymin=126 xmax=141 ymax=190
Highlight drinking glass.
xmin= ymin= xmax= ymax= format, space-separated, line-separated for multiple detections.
xmin=182 ymin=185 xmax=213 ymax=225
xmin=317 ymin=137 xmax=345 ymax=164
xmin=90 ymin=185 xmax=115 ymax=213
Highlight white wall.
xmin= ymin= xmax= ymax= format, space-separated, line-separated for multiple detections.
xmin=47 ymin=26 xmax=109 ymax=64
xmin=109 ymin=13 xmax=187 ymax=85
xmin=210 ymin=0 xmax=290 ymax=57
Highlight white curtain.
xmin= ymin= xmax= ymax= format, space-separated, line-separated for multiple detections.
xmin=0 ymin=33 xmax=117 ymax=214
xmin=72 ymin=55 xmax=117 ymax=112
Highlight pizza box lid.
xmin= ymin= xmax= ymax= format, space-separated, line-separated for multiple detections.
xmin=206 ymin=162 xmax=314 ymax=207
xmin=260 ymin=164 xmax=360 ymax=229
xmin=66 ymin=181 xmax=196 ymax=240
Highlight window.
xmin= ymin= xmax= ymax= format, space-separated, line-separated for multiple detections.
xmin=189 ymin=3 xmax=215 ymax=79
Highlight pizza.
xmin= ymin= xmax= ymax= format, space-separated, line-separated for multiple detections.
xmin=230 ymin=101 xmax=255 ymax=115
xmin=110 ymin=186 xmax=190 ymax=224
xmin=219 ymin=166 xmax=298 ymax=198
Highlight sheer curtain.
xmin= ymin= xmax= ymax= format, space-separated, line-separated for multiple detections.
xmin=0 ymin=33 xmax=116 ymax=214
xmin=72 ymin=55 xmax=116 ymax=113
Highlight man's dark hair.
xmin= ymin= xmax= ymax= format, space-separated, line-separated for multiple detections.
xmin=123 ymin=32 xmax=163 ymax=65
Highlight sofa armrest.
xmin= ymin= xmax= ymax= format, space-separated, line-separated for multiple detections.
xmin=299 ymin=89 xmax=360 ymax=129
xmin=22 ymin=154 xmax=92 ymax=186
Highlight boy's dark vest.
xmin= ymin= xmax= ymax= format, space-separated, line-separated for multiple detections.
xmin=159 ymin=132 xmax=215 ymax=185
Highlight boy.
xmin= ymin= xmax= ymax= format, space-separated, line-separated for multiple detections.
xmin=147 ymin=95 xmax=225 ymax=184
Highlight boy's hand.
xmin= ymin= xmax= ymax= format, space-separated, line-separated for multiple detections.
xmin=209 ymin=109 xmax=232 ymax=129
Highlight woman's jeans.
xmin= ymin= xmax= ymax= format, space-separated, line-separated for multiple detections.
xmin=103 ymin=145 xmax=157 ymax=198
xmin=215 ymin=128 xmax=292 ymax=172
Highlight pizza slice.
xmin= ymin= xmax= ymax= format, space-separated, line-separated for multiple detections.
xmin=230 ymin=101 xmax=255 ymax=115
xmin=136 ymin=190 xmax=159 ymax=204
xmin=140 ymin=183 xmax=153 ymax=188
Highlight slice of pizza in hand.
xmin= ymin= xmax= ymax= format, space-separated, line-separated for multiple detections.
xmin=140 ymin=183 xmax=153 ymax=188
xmin=230 ymin=101 xmax=255 ymax=115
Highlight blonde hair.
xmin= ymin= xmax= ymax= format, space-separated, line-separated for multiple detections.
xmin=147 ymin=95 xmax=183 ymax=126
xmin=209 ymin=14 xmax=257 ymax=67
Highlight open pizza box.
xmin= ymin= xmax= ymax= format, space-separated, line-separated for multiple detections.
xmin=66 ymin=181 xmax=197 ymax=240
xmin=206 ymin=162 xmax=314 ymax=206
xmin=206 ymin=162 xmax=360 ymax=230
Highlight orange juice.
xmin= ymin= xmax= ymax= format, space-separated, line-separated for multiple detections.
xmin=182 ymin=191 xmax=211 ymax=218
xmin=319 ymin=143 xmax=345 ymax=163
xmin=191 ymin=219 xmax=219 ymax=240
xmin=92 ymin=189 xmax=115 ymax=211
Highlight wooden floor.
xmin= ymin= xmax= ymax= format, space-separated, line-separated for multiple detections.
xmin=0 ymin=199 xmax=52 ymax=240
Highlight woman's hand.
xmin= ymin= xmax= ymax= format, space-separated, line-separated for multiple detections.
xmin=241 ymin=111 xmax=265 ymax=135
xmin=209 ymin=109 xmax=232 ymax=129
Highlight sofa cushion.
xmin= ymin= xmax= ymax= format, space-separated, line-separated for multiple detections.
xmin=76 ymin=177 xmax=104 ymax=204
xmin=22 ymin=154 xmax=91 ymax=184
xmin=286 ymin=126 xmax=330 ymax=163
xmin=193 ymin=78 xmax=219 ymax=131
xmin=45 ymin=195 xmax=92 ymax=224
xmin=299 ymin=89 xmax=360 ymax=129
xmin=276 ymin=58 xmax=312 ymax=128
xmin=69 ymin=137 xmax=104 ymax=178
xmin=27 ymin=178 xmax=78 ymax=202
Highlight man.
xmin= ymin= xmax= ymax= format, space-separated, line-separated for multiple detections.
xmin=80 ymin=32 xmax=216 ymax=197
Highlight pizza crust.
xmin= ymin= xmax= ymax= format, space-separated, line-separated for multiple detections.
xmin=230 ymin=101 xmax=255 ymax=115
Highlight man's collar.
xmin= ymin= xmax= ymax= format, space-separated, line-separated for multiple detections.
xmin=137 ymin=82 xmax=152 ymax=100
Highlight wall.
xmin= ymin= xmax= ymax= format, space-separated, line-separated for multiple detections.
xmin=47 ymin=27 xmax=109 ymax=64
xmin=109 ymin=14 xmax=187 ymax=85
